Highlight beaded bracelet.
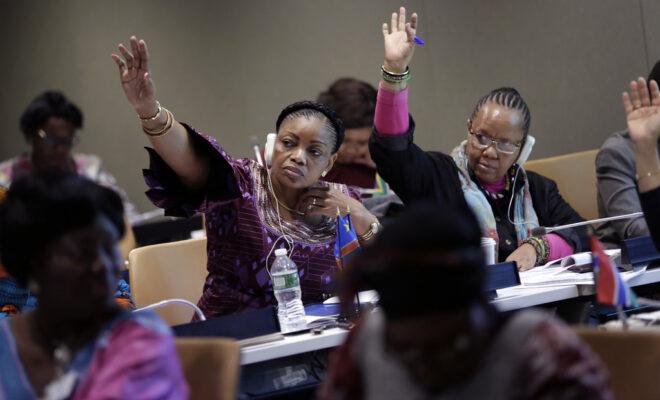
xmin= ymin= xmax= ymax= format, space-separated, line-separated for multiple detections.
xmin=381 ymin=66 xmax=411 ymax=83
xmin=522 ymin=235 xmax=549 ymax=266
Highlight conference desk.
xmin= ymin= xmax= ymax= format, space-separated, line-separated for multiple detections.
xmin=240 ymin=266 xmax=660 ymax=366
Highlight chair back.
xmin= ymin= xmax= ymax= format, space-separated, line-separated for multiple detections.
xmin=175 ymin=337 xmax=240 ymax=400
xmin=574 ymin=326 xmax=660 ymax=400
xmin=524 ymin=149 xmax=598 ymax=220
xmin=128 ymin=238 xmax=207 ymax=325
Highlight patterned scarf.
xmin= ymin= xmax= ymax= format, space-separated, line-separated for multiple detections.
xmin=450 ymin=141 xmax=539 ymax=258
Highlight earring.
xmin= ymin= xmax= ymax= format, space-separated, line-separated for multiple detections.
xmin=321 ymin=170 xmax=327 ymax=177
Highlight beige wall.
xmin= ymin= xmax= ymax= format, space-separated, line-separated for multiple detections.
xmin=0 ymin=0 xmax=654 ymax=212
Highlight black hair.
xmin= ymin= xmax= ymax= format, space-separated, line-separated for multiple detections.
xmin=0 ymin=173 xmax=125 ymax=286
xmin=317 ymin=78 xmax=377 ymax=129
xmin=649 ymin=60 xmax=660 ymax=85
xmin=19 ymin=90 xmax=83 ymax=140
xmin=346 ymin=203 xmax=486 ymax=320
xmin=275 ymin=100 xmax=345 ymax=153
xmin=469 ymin=87 xmax=531 ymax=138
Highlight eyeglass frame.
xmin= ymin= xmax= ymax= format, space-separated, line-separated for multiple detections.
xmin=36 ymin=129 xmax=80 ymax=148
xmin=467 ymin=122 xmax=522 ymax=155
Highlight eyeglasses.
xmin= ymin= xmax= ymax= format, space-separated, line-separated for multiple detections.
xmin=37 ymin=129 xmax=79 ymax=148
xmin=468 ymin=129 xmax=520 ymax=155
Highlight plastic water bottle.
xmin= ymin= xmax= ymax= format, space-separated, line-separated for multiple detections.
xmin=271 ymin=248 xmax=307 ymax=333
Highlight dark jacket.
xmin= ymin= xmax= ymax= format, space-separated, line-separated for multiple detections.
xmin=369 ymin=117 xmax=587 ymax=261
xmin=640 ymin=187 xmax=660 ymax=250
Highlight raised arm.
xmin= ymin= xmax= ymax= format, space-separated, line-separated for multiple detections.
xmin=623 ymin=77 xmax=660 ymax=247
xmin=111 ymin=36 xmax=209 ymax=189
xmin=623 ymin=78 xmax=660 ymax=193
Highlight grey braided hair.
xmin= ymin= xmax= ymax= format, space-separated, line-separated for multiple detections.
xmin=469 ymin=87 xmax=531 ymax=138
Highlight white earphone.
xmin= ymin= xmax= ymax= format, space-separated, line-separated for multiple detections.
xmin=264 ymin=133 xmax=277 ymax=168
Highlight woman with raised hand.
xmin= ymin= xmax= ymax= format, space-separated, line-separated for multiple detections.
xmin=111 ymin=37 xmax=378 ymax=318
xmin=369 ymin=7 xmax=586 ymax=271
xmin=621 ymin=77 xmax=660 ymax=248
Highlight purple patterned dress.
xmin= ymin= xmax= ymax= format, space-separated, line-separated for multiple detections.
xmin=144 ymin=124 xmax=359 ymax=318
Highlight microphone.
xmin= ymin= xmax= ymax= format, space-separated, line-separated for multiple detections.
xmin=250 ymin=136 xmax=265 ymax=167
xmin=531 ymin=212 xmax=645 ymax=237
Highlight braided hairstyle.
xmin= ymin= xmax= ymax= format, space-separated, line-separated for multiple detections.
xmin=275 ymin=100 xmax=345 ymax=154
xmin=469 ymin=87 xmax=531 ymax=139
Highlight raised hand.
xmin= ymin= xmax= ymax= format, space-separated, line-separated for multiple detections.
xmin=622 ymin=77 xmax=660 ymax=146
xmin=111 ymin=36 xmax=158 ymax=118
xmin=382 ymin=7 xmax=418 ymax=73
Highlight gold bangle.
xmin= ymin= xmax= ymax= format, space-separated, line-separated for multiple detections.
xmin=142 ymin=107 xmax=173 ymax=137
xmin=138 ymin=101 xmax=161 ymax=121
xmin=636 ymin=169 xmax=660 ymax=182
xmin=358 ymin=220 xmax=381 ymax=242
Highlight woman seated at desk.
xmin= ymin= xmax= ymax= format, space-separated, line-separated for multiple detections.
xmin=369 ymin=8 xmax=587 ymax=271
xmin=622 ymin=77 xmax=660 ymax=249
xmin=111 ymin=37 xmax=379 ymax=318
xmin=0 ymin=174 xmax=186 ymax=399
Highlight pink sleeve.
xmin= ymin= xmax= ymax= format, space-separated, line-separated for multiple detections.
xmin=373 ymin=84 xmax=409 ymax=135
xmin=73 ymin=318 xmax=189 ymax=400
xmin=547 ymin=233 xmax=574 ymax=261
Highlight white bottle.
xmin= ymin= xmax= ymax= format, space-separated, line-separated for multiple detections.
xmin=271 ymin=248 xmax=307 ymax=333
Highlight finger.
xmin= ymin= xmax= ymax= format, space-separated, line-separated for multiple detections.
xmin=391 ymin=12 xmax=398 ymax=33
xmin=111 ymin=53 xmax=126 ymax=71
xmin=118 ymin=44 xmax=134 ymax=68
xmin=410 ymin=12 xmax=418 ymax=30
xmin=139 ymin=39 xmax=150 ymax=71
xmin=398 ymin=7 xmax=406 ymax=32
xmin=622 ymin=92 xmax=634 ymax=114
xmin=405 ymin=23 xmax=415 ymax=43
xmin=638 ymin=77 xmax=651 ymax=107
xmin=382 ymin=22 xmax=389 ymax=37
xmin=130 ymin=36 xmax=141 ymax=70
xmin=630 ymin=80 xmax=642 ymax=109
xmin=143 ymin=72 xmax=156 ymax=97
xmin=651 ymin=80 xmax=660 ymax=106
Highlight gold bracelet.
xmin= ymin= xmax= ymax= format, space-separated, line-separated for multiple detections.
xmin=142 ymin=107 xmax=173 ymax=137
xmin=636 ymin=169 xmax=660 ymax=182
xmin=138 ymin=101 xmax=161 ymax=121
xmin=358 ymin=220 xmax=382 ymax=242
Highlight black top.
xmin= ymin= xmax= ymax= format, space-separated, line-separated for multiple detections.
xmin=369 ymin=116 xmax=587 ymax=261
xmin=640 ymin=187 xmax=660 ymax=250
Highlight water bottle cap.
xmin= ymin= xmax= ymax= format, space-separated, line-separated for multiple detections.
xmin=274 ymin=248 xmax=287 ymax=257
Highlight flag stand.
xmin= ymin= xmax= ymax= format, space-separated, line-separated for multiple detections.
xmin=616 ymin=305 xmax=629 ymax=330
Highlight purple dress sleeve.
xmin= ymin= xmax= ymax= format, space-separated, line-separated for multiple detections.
xmin=143 ymin=123 xmax=248 ymax=217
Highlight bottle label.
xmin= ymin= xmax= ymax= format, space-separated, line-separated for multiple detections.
xmin=273 ymin=272 xmax=300 ymax=290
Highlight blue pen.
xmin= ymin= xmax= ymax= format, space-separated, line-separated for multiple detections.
xmin=414 ymin=35 xmax=425 ymax=45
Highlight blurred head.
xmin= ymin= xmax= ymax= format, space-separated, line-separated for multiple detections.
xmin=271 ymin=101 xmax=344 ymax=190
xmin=648 ymin=59 xmax=660 ymax=85
xmin=466 ymin=87 xmax=530 ymax=183
xmin=345 ymin=203 xmax=494 ymax=394
xmin=317 ymin=78 xmax=377 ymax=167
xmin=0 ymin=174 xmax=125 ymax=323
xmin=20 ymin=91 xmax=83 ymax=173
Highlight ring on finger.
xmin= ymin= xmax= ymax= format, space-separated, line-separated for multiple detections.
xmin=312 ymin=197 xmax=317 ymax=206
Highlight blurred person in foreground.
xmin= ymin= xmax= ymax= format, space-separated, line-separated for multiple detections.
xmin=0 ymin=174 xmax=187 ymax=399
xmin=319 ymin=204 xmax=612 ymax=400
xmin=596 ymin=61 xmax=660 ymax=247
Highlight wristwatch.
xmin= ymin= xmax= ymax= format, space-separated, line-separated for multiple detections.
xmin=358 ymin=220 xmax=382 ymax=242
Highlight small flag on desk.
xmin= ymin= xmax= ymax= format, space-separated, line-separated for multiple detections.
xmin=334 ymin=208 xmax=360 ymax=270
xmin=590 ymin=235 xmax=638 ymax=307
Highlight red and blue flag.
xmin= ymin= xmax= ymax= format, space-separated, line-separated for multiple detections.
xmin=590 ymin=235 xmax=638 ymax=307
xmin=335 ymin=211 xmax=360 ymax=270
